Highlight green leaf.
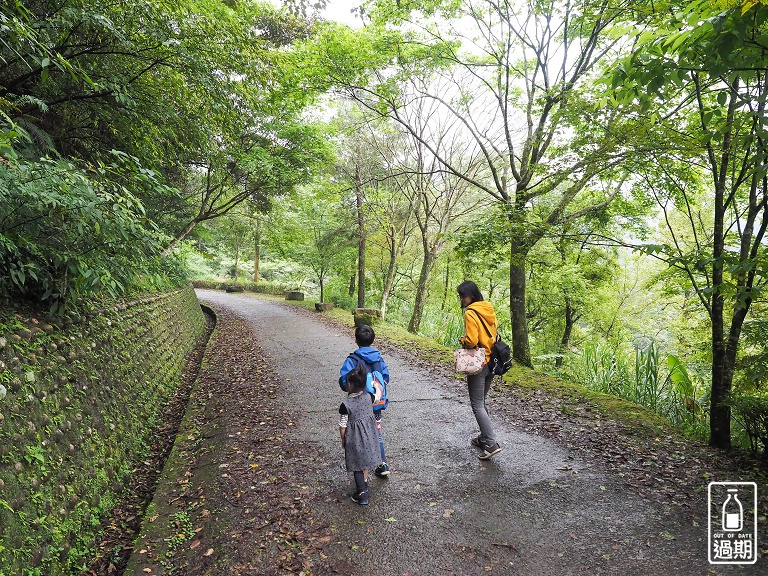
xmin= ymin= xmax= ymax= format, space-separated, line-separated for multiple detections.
xmin=716 ymin=91 xmax=728 ymax=106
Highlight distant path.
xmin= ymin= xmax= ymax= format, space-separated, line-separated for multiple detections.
xmin=195 ymin=290 xmax=757 ymax=575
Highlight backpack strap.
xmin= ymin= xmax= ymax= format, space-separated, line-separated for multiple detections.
xmin=351 ymin=351 xmax=382 ymax=374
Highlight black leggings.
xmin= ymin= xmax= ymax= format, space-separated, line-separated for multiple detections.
xmin=354 ymin=471 xmax=367 ymax=492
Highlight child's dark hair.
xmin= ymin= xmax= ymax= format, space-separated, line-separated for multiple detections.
xmin=346 ymin=364 xmax=368 ymax=394
xmin=457 ymin=280 xmax=484 ymax=303
xmin=355 ymin=324 xmax=375 ymax=347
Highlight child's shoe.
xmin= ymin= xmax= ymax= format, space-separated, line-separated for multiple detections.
xmin=374 ymin=462 xmax=390 ymax=477
xmin=351 ymin=490 xmax=369 ymax=505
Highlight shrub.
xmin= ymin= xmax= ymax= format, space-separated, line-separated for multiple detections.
xmin=0 ymin=153 xmax=175 ymax=315
xmin=189 ymin=279 xmax=287 ymax=295
xmin=727 ymin=393 xmax=768 ymax=461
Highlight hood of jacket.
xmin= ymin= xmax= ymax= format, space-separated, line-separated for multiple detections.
xmin=353 ymin=346 xmax=384 ymax=365
xmin=466 ymin=301 xmax=497 ymax=330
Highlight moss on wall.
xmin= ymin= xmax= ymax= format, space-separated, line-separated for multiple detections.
xmin=0 ymin=285 xmax=206 ymax=575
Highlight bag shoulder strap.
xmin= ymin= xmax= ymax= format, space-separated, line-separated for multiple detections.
xmin=469 ymin=309 xmax=498 ymax=342
xmin=351 ymin=351 xmax=381 ymax=373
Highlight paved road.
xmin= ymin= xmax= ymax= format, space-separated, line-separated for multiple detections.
xmin=196 ymin=290 xmax=760 ymax=575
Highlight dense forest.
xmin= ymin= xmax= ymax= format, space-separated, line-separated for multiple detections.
xmin=1 ymin=0 xmax=767 ymax=457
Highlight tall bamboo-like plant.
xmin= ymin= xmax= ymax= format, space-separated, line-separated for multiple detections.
xmin=634 ymin=342 xmax=662 ymax=412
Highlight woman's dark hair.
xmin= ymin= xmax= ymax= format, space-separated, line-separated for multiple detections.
xmin=346 ymin=364 xmax=368 ymax=394
xmin=457 ymin=280 xmax=484 ymax=303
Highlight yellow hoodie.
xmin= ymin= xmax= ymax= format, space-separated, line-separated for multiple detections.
xmin=460 ymin=301 xmax=498 ymax=363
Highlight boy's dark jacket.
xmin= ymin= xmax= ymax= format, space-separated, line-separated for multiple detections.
xmin=339 ymin=346 xmax=390 ymax=397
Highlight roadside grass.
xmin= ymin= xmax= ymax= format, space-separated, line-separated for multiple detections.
xmin=503 ymin=364 xmax=670 ymax=438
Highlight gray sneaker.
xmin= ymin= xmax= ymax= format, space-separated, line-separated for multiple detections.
xmin=478 ymin=443 xmax=502 ymax=460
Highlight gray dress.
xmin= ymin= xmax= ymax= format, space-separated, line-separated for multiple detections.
xmin=341 ymin=392 xmax=380 ymax=472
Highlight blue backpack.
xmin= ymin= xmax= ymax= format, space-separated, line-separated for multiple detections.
xmin=350 ymin=352 xmax=389 ymax=411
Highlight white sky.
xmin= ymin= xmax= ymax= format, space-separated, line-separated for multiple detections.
xmin=320 ymin=0 xmax=365 ymax=26
xmin=270 ymin=0 xmax=365 ymax=26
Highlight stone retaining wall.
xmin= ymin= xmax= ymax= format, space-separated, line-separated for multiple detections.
xmin=0 ymin=285 xmax=206 ymax=574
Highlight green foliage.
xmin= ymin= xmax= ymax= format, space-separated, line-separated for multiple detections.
xmin=737 ymin=314 xmax=768 ymax=391
xmin=727 ymin=392 xmax=768 ymax=459
xmin=270 ymin=184 xmax=356 ymax=300
xmin=0 ymin=153 xmax=175 ymax=314
xmin=563 ymin=340 xmax=631 ymax=396
xmin=561 ymin=339 xmax=707 ymax=435
xmin=1 ymin=0 xmax=314 ymax=163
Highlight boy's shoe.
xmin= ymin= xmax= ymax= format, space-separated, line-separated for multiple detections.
xmin=374 ymin=463 xmax=390 ymax=477
xmin=478 ymin=443 xmax=502 ymax=460
xmin=351 ymin=490 xmax=369 ymax=505
xmin=470 ymin=435 xmax=483 ymax=448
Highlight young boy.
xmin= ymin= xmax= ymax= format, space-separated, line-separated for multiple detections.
xmin=339 ymin=324 xmax=391 ymax=477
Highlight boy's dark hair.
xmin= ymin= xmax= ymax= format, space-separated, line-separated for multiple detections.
xmin=355 ymin=324 xmax=375 ymax=347
xmin=346 ymin=364 xmax=368 ymax=394
xmin=457 ymin=280 xmax=484 ymax=303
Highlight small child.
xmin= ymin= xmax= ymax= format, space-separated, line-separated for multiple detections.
xmin=339 ymin=364 xmax=381 ymax=505
xmin=339 ymin=324 xmax=391 ymax=476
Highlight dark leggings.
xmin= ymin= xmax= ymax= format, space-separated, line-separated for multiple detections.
xmin=354 ymin=471 xmax=367 ymax=492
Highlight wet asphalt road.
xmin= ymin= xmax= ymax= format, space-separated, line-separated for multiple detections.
xmin=196 ymin=290 xmax=761 ymax=575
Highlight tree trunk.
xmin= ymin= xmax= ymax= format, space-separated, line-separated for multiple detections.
xmin=232 ymin=243 xmax=239 ymax=280
xmin=355 ymin=171 xmax=366 ymax=309
xmin=441 ymin=257 xmax=450 ymax=311
xmin=710 ymin=317 xmax=731 ymax=449
xmin=253 ymin=231 xmax=260 ymax=283
xmin=380 ymin=232 xmax=398 ymax=320
xmin=348 ymin=271 xmax=356 ymax=297
xmin=709 ymin=150 xmax=730 ymax=448
xmin=510 ymin=241 xmax=532 ymax=367
xmin=161 ymin=219 xmax=199 ymax=257
xmin=555 ymin=297 xmax=574 ymax=368
xmin=408 ymin=247 xmax=437 ymax=333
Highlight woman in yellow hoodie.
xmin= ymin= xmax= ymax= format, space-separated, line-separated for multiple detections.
xmin=457 ymin=280 xmax=502 ymax=460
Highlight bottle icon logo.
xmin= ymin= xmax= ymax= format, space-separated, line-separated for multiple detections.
xmin=721 ymin=488 xmax=743 ymax=531
xmin=708 ymin=481 xmax=757 ymax=565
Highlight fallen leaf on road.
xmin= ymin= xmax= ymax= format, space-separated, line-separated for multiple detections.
xmin=204 ymin=548 xmax=214 ymax=556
